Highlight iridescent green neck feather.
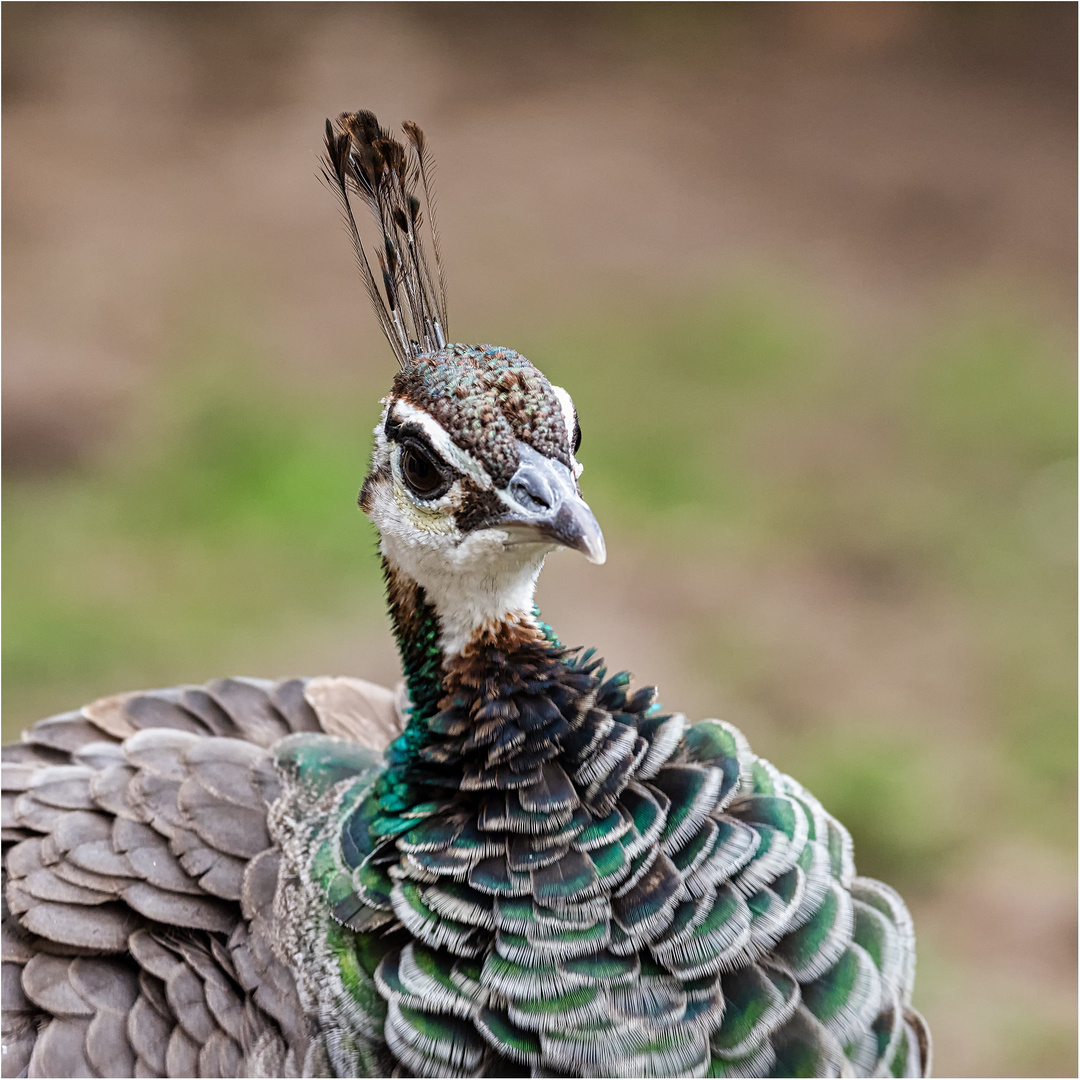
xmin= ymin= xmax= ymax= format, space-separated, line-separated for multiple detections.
xmin=377 ymin=560 xmax=446 ymax=813
xmin=376 ymin=557 xmax=575 ymax=817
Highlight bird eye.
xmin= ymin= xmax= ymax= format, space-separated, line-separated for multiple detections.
xmin=400 ymin=441 xmax=447 ymax=499
xmin=572 ymin=422 xmax=581 ymax=455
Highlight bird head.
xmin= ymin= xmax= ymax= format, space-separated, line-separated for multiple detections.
xmin=324 ymin=111 xmax=603 ymax=649
xmin=359 ymin=345 xmax=604 ymax=650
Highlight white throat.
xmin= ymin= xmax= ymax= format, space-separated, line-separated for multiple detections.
xmin=380 ymin=527 xmax=550 ymax=656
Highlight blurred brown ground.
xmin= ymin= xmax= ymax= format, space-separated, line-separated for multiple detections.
xmin=3 ymin=3 xmax=1077 ymax=1076
xmin=5 ymin=2 xmax=1075 ymax=463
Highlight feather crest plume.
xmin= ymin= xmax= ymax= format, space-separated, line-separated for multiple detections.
xmin=324 ymin=111 xmax=448 ymax=368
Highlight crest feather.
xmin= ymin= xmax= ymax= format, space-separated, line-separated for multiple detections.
xmin=324 ymin=111 xmax=448 ymax=369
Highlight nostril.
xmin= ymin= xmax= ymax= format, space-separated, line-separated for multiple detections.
xmin=511 ymin=472 xmax=554 ymax=512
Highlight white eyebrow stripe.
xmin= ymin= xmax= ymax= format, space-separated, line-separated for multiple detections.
xmin=391 ymin=399 xmax=493 ymax=489
xmin=551 ymin=385 xmax=576 ymax=445
xmin=551 ymin=384 xmax=583 ymax=478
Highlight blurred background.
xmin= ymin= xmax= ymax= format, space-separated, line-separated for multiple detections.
xmin=3 ymin=3 xmax=1076 ymax=1074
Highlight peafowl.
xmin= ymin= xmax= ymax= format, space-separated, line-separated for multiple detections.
xmin=1 ymin=111 xmax=932 ymax=1079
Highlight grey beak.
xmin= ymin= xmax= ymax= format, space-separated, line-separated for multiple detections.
xmin=496 ymin=443 xmax=606 ymax=565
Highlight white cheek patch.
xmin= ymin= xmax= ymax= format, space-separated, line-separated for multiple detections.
xmin=551 ymin=384 xmax=584 ymax=480
xmin=369 ymin=472 xmax=464 ymax=555
xmin=391 ymin=399 xmax=493 ymax=489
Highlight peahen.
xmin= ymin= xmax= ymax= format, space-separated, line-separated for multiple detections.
xmin=1 ymin=111 xmax=932 ymax=1079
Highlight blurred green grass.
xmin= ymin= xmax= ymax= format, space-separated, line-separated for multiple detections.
xmin=3 ymin=341 xmax=390 ymax=719
xmin=5 ymin=283 xmax=1075 ymax=882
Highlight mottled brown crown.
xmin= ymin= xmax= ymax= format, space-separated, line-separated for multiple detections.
xmin=393 ymin=344 xmax=571 ymax=487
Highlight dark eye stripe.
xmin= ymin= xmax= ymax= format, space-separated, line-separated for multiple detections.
xmin=385 ymin=415 xmax=438 ymax=455
xmin=386 ymin=419 xmax=450 ymax=469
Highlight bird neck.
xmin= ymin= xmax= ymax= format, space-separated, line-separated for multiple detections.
xmin=377 ymin=528 xmax=550 ymax=658
xmin=375 ymin=557 xmax=567 ymax=816
xmin=383 ymin=560 xmax=447 ymax=737
xmin=381 ymin=555 xmax=553 ymax=707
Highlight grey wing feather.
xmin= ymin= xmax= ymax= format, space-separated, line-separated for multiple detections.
xmin=121 ymin=881 xmax=236 ymax=932
xmin=176 ymin=779 xmax=270 ymax=858
xmin=21 ymin=955 xmax=95 ymax=1017
xmin=113 ymin=820 xmax=206 ymax=895
xmin=198 ymin=1029 xmax=243 ymax=1079
xmin=174 ymin=835 xmax=248 ymax=900
xmin=87 ymin=763 xmax=142 ymax=820
xmin=2 ymin=673 xmax=404 ymax=1078
xmin=270 ymin=679 xmax=325 ymax=734
xmin=25 ymin=767 xmax=98 ymax=812
xmin=302 ymin=675 xmax=402 ymax=749
xmin=125 ymin=692 xmax=210 ymax=736
xmin=175 ymin=689 xmax=242 ymax=740
xmin=27 ymin=1015 xmax=94 ymax=1078
xmin=69 ymin=954 xmax=141 ymax=1010
xmin=165 ymin=1024 xmax=200 ymax=1077
xmin=70 ymin=741 xmax=126 ymax=771
xmin=1 ymin=960 xmax=37 ymax=1078
xmin=23 ymin=713 xmax=107 ymax=755
xmin=21 ymin=900 xmax=140 ymax=951
xmin=86 ymin=1009 xmax=138 ymax=1076
xmin=205 ymin=679 xmax=292 ymax=748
